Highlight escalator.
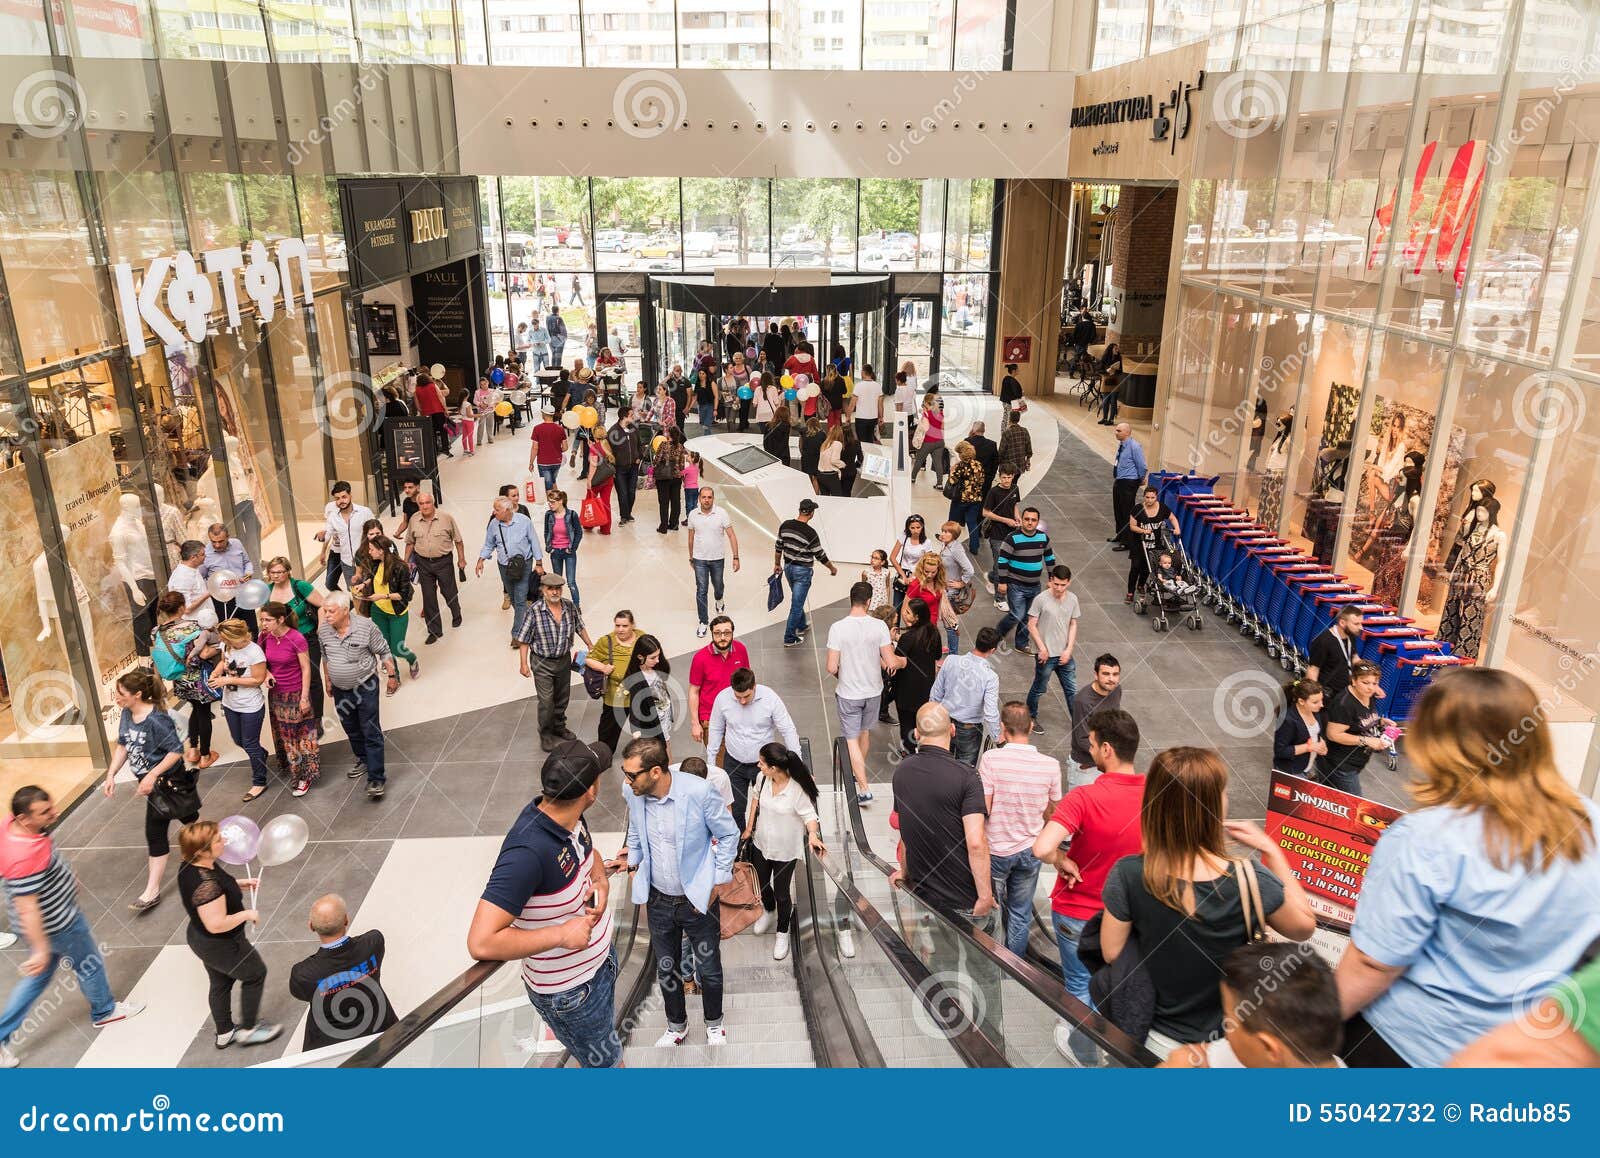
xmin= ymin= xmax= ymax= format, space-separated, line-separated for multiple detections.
xmin=339 ymin=737 xmax=1154 ymax=1069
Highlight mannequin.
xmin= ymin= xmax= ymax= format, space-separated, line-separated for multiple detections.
xmin=1257 ymin=406 xmax=1294 ymax=528
xmin=1438 ymin=489 xmax=1506 ymax=660
xmin=32 ymin=525 xmax=100 ymax=689
xmin=224 ymin=433 xmax=262 ymax=565
xmin=188 ymin=494 xmax=221 ymax=542
xmin=1365 ymin=451 xmax=1424 ymax=605
xmin=155 ymin=484 xmax=185 ymax=567
xmin=1363 ymin=410 xmax=1409 ymax=525
xmin=110 ymin=493 xmax=161 ymax=656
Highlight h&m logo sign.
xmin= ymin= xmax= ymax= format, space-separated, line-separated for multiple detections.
xmin=410 ymin=206 xmax=447 ymax=244
xmin=112 ymin=238 xmax=314 ymax=356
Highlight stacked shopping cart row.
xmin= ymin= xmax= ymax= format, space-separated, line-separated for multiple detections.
xmin=1149 ymin=472 xmax=1472 ymax=721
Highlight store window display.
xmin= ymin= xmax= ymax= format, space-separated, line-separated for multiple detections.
xmin=110 ymin=494 xmax=160 ymax=658
xmin=1354 ymin=451 xmax=1425 ymax=608
xmin=1437 ymin=482 xmax=1506 ymax=660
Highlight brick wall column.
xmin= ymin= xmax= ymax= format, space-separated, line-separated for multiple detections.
xmin=994 ymin=178 xmax=1071 ymax=397
xmin=1106 ymin=184 xmax=1176 ymax=412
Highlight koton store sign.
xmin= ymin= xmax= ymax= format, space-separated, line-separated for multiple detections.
xmin=112 ymin=238 xmax=315 ymax=356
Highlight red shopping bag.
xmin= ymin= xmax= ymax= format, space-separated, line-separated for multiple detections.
xmin=524 ymin=475 xmax=538 ymax=504
xmin=579 ymin=494 xmax=604 ymax=529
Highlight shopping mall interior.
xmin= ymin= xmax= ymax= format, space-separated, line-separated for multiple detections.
xmin=0 ymin=0 xmax=1597 ymax=1072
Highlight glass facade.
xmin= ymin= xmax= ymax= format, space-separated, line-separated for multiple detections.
xmin=1158 ymin=54 xmax=1600 ymax=722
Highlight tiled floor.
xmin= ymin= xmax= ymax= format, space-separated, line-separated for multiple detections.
xmin=0 ymin=400 xmax=1411 ymax=1068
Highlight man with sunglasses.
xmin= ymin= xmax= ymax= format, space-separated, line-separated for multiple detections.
xmin=688 ymin=615 xmax=749 ymax=749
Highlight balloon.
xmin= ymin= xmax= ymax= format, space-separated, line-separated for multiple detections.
xmin=205 ymin=568 xmax=242 ymax=603
xmin=495 ymin=400 xmax=513 ymax=417
xmin=780 ymin=374 xmax=794 ymax=388
xmin=737 ymin=386 xmax=753 ymax=401
xmin=429 ymin=363 xmax=446 ymax=379
xmin=489 ymin=367 xmax=505 ymax=385
xmin=794 ymin=373 xmax=810 ymax=387
xmin=784 ymin=388 xmax=797 ymax=402
xmin=257 ymin=814 xmax=310 ymax=868
xmin=218 ymin=815 xmax=261 ymax=866
xmin=233 ymin=578 xmax=270 ymax=611
xmin=579 ymin=406 xmax=600 ymax=429
xmin=562 ymin=410 xmax=581 ymax=430
xmin=745 ymin=346 xmax=758 ymax=360
xmin=651 ymin=434 xmax=667 ymax=452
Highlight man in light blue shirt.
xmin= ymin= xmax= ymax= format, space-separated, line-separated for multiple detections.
xmin=200 ymin=522 xmax=256 ymax=629
xmin=931 ymin=626 xmax=1002 ymax=765
xmin=1110 ymin=423 xmax=1147 ymax=551
xmin=475 ymin=496 xmax=544 ymax=643
xmin=613 ymin=737 xmax=739 ymax=1047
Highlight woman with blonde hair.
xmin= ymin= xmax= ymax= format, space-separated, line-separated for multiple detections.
xmin=177 ymin=821 xmax=281 ymax=1050
xmin=815 ymin=424 xmax=845 ymax=495
xmin=1100 ymin=747 xmax=1315 ymax=1054
xmin=946 ymin=440 xmax=987 ymax=543
xmin=210 ymin=619 xmax=272 ymax=802
xmin=1337 ymin=667 xmax=1600 ymax=1068
xmin=104 ymin=669 xmax=199 ymax=913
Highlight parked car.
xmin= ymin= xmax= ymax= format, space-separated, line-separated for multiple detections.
xmin=632 ymin=233 xmax=681 ymax=259
xmin=683 ymin=231 xmax=720 ymax=259
xmin=595 ymin=229 xmax=639 ymax=253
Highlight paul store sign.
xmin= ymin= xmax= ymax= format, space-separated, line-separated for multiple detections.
xmin=112 ymin=237 xmax=316 ymax=356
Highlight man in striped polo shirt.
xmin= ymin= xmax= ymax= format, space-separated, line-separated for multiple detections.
xmin=1 ymin=787 xmax=144 ymax=1067
xmin=994 ymin=507 xmax=1056 ymax=651
xmin=468 ymin=740 xmax=619 ymax=1068
xmin=977 ymin=703 xmax=1063 ymax=957
xmin=319 ymin=593 xmax=398 ymax=799
xmin=773 ymin=499 xmax=838 ymax=647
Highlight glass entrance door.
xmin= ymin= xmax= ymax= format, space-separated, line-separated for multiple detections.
xmin=891 ymin=294 xmax=939 ymax=384
xmin=596 ymin=295 xmax=649 ymax=389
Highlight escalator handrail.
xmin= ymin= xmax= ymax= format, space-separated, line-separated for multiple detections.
xmin=810 ymin=845 xmax=1009 ymax=1068
xmin=833 ymin=736 xmax=1160 ymax=1069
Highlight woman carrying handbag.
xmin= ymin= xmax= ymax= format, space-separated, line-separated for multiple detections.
xmin=103 ymin=669 xmax=201 ymax=914
xmin=742 ymin=743 xmax=826 ymax=961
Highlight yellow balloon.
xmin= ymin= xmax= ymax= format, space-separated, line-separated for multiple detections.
xmin=494 ymin=400 xmax=513 ymax=417
xmin=780 ymin=374 xmax=794 ymax=388
xmin=651 ymin=434 xmax=667 ymax=452
xmin=579 ymin=406 xmax=600 ymax=429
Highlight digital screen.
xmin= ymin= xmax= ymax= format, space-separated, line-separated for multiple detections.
xmin=720 ymin=446 xmax=780 ymax=475
xmin=859 ymin=453 xmax=892 ymax=483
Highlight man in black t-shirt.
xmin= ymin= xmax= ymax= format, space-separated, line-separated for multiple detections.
xmin=1316 ymin=661 xmax=1389 ymax=796
xmin=890 ymin=703 xmax=1002 ymax=1040
xmin=1305 ymin=606 xmax=1363 ymax=700
xmin=288 ymin=895 xmax=396 ymax=1052
xmin=980 ymin=468 xmax=1022 ymax=582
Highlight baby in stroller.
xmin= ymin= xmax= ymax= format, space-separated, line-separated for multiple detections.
xmin=1154 ymin=550 xmax=1199 ymax=604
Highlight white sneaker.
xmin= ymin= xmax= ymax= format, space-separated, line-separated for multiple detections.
xmin=234 ymin=1023 xmax=283 ymax=1047
xmin=752 ymin=910 xmax=774 ymax=936
xmin=1053 ymin=1021 xmax=1074 ymax=1059
xmin=696 ymin=623 xmax=708 ymax=638
xmin=715 ymin=600 xmax=726 ymax=616
xmin=706 ymin=1025 xmax=727 ymax=1046
xmin=92 ymin=1001 xmax=145 ymax=1028
xmin=0 ymin=932 xmax=16 ymax=950
xmin=0 ymin=1043 xmax=18 ymax=1068
xmin=654 ymin=1027 xmax=688 ymax=1047
xmin=838 ymin=929 xmax=856 ymax=958
xmin=215 ymin=1030 xmax=235 ymax=1049
xmin=772 ymin=932 xmax=791 ymax=960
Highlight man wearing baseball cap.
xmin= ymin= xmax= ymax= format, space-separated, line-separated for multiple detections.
xmin=528 ymin=406 xmax=568 ymax=498
xmin=516 ymin=572 xmax=595 ymax=750
xmin=773 ymin=498 xmax=837 ymax=647
xmin=468 ymin=739 xmax=618 ymax=1067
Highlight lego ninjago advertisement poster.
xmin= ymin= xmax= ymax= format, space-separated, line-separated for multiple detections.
xmin=1265 ymin=772 xmax=1405 ymax=929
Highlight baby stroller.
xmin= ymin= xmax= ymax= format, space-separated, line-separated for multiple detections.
xmin=1132 ymin=528 xmax=1204 ymax=633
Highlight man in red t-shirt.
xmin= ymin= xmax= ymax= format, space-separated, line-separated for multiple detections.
xmin=1032 ymin=707 xmax=1145 ymax=1059
xmin=687 ymin=616 xmax=749 ymax=749
xmin=528 ymin=407 xmax=568 ymax=497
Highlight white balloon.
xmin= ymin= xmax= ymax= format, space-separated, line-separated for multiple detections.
xmin=205 ymin=568 xmax=242 ymax=602
xmin=234 ymin=578 xmax=271 ymax=611
xmin=257 ymin=813 xmax=310 ymax=868
xmin=429 ymin=363 xmax=446 ymax=379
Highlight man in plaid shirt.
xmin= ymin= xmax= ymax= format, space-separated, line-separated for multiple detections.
xmin=517 ymin=573 xmax=595 ymax=750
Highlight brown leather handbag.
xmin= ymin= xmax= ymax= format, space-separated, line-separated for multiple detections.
xmin=714 ymin=776 xmax=766 ymax=939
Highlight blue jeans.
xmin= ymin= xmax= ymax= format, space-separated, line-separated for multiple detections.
xmin=952 ymin=720 xmax=984 ymax=766
xmin=223 ymin=706 xmax=271 ymax=787
xmin=693 ymin=558 xmax=726 ymax=625
xmin=537 ymin=464 xmax=559 ymax=493
xmin=991 ymin=849 xmax=1042 ymax=957
xmin=995 ymin=582 xmax=1038 ymax=649
xmin=499 ymin=559 xmax=533 ymax=640
xmin=783 ymin=563 xmax=813 ymax=644
xmin=1317 ymin=762 xmax=1364 ymax=796
xmin=548 ymin=548 xmax=579 ymax=607
xmin=949 ymin=499 xmax=982 ymax=545
xmin=0 ymin=911 xmax=116 ymax=1043
xmin=324 ymin=554 xmax=355 ymax=592
xmin=1026 ymin=656 xmax=1078 ymax=719
xmin=526 ymin=949 xmax=621 ymax=1068
xmin=550 ymin=340 xmax=565 ymax=368
xmin=697 ymin=403 xmax=715 ymax=431
xmin=647 ymin=890 xmax=724 ymax=1031
xmin=1052 ymin=909 xmax=1102 ymax=1063
xmin=332 ymin=680 xmax=385 ymax=783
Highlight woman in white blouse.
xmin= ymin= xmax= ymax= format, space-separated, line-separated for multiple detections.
xmin=744 ymin=742 xmax=826 ymax=961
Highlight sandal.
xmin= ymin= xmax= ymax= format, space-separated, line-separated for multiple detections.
xmin=241 ymin=787 xmax=266 ymax=803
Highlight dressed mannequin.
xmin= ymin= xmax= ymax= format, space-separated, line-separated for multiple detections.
xmin=1257 ymin=407 xmax=1294 ymax=528
xmin=1363 ymin=410 xmax=1409 ymax=526
xmin=1438 ymin=491 xmax=1506 ymax=660
xmin=224 ymin=433 xmax=262 ymax=564
xmin=110 ymin=493 xmax=161 ymax=656
xmin=1364 ymin=451 xmax=1425 ymax=605
xmin=32 ymin=526 xmax=100 ymax=684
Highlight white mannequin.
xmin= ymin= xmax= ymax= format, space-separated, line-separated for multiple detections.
xmin=188 ymin=494 xmax=221 ymax=540
xmin=110 ymin=493 xmax=156 ymax=595
xmin=224 ymin=433 xmax=251 ymax=501
xmin=32 ymin=524 xmax=98 ymax=668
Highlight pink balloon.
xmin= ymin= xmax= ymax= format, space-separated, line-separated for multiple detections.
xmin=218 ymin=815 xmax=261 ymax=865
xmin=794 ymin=373 xmax=810 ymax=387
